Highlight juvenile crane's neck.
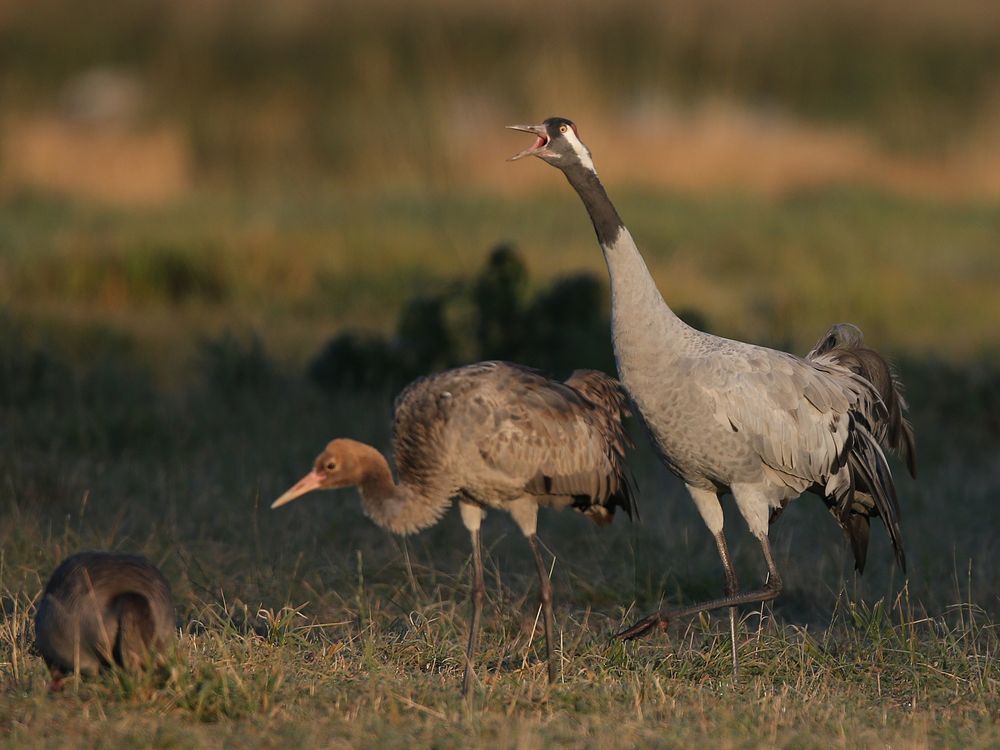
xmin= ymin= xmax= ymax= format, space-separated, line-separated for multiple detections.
xmin=354 ymin=445 xmax=450 ymax=535
xmin=560 ymin=162 xmax=688 ymax=347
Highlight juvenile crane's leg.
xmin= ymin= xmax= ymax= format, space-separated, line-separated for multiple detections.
xmin=460 ymin=502 xmax=486 ymax=697
xmin=508 ymin=496 xmax=556 ymax=685
xmin=528 ymin=534 xmax=557 ymax=684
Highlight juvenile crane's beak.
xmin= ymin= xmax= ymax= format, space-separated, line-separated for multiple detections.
xmin=271 ymin=470 xmax=323 ymax=509
xmin=506 ymin=123 xmax=551 ymax=161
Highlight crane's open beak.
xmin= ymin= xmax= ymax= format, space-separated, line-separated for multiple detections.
xmin=506 ymin=124 xmax=552 ymax=161
xmin=271 ymin=470 xmax=323 ymax=509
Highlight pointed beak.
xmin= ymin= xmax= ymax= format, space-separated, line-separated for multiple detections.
xmin=506 ymin=123 xmax=550 ymax=161
xmin=271 ymin=470 xmax=324 ymax=509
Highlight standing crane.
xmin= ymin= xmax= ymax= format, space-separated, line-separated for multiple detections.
xmin=271 ymin=361 xmax=633 ymax=696
xmin=34 ymin=552 xmax=175 ymax=686
xmin=509 ymin=118 xmax=915 ymax=672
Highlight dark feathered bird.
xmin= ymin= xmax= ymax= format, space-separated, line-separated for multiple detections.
xmin=271 ymin=361 xmax=633 ymax=695
xmin=34 ymin=552 xmax=175 ymax=682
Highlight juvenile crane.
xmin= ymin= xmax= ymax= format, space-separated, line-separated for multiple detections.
xmin=35 ymin=552 xmax=175 ymax=685
xmin=271 ymin=361 xmax=633 ymax=695
xmin=510 ymin=118 xmax=915 ymax=670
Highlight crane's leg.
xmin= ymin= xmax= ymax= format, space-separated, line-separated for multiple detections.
xmin=528 ymin=534 xmax=557 ymax=685
xmin=508 ymin=496 xmax=556 ymax=685
xmin=713 ymin=530 xmax=740 ymax=676
xmin=613 ymin=538 xmax=782 ymax=641
xmin=460 ymin=502 xmax=486 ymax=698
xmin=614 ymin=485 xmax=782 ymax=647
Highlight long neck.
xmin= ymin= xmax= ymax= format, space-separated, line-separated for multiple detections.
xmin=355 ymin=447 xmax=450 ymax=535
xmin=560 ymin=162 xmax=688 ymax=348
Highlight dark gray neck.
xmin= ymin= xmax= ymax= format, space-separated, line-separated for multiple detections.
xmin=560 ymin=162 xmax=624 ymax=247
xmin=557 ymin=154 xmax=690 ymax=358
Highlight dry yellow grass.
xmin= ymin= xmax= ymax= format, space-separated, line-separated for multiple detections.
xmin=3 ymin=0 xmax=1000 ymax=205
xmin=1 ymin=116 xmax=191 ymax=207
xmin=7 ymin=100 xmax=1000 ymax=207
xmin=453 ymin=101 xmax=1000 ymax=200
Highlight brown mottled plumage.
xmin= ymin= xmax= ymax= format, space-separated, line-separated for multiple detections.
xmin=34 ymin=552 xmax=175 ymax=682
xmin=272 ymin=361 xmax=633 ymax=696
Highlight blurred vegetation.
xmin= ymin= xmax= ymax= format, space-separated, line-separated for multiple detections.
xmin=1 ymin=188 xmax=997 ymax=379
xmin=309 ymin=245 xmax=616 ymax=392
xmin=1 ymin=0 xmax=1000 ymax=186
xmin=309 ymin=244 xmax=716 ymax=393
xmin=1 ymin=0 xmax=997 ymax=373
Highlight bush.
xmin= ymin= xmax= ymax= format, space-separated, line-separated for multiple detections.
xmin=307 ymin=244 xmax=709 ymax=392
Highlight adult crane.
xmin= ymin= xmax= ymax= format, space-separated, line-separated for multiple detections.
xmin=271 ymin=361 xmax=633 ymax=695
xmin=509 ymin=118 xmax=915 ymax=671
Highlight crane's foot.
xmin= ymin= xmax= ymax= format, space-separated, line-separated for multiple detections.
xmin=612 ymin=612 xmax=671 ymax=641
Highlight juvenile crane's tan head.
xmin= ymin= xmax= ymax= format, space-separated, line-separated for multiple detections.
xmin=271 ymin=438 xmax=379 ymax=508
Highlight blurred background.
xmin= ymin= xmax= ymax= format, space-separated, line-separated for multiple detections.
xmin=1 ymin=0 xmax=999 ymax=622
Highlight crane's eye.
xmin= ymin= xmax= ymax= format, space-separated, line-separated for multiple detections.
xmin=325 ymin=461 xmax=337 ymax=471
xmin=559 ymin=125 xmax=568 ymax=134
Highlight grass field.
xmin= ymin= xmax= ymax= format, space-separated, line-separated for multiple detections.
xmin=1 ymin=181 xmax=1000 ymax=746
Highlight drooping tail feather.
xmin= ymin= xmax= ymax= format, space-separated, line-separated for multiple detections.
xmin=564 ymin=369 xmax=637 ymax=521
xmin=807 ymin=323 xmax=916 ymax=478
xmin=845 ymin=421 xmax=906 ymax=573
xmin=808 ymin=324 xmax=912 ymax=573
xmin=565 ymin=369 xmax=631 ymax=420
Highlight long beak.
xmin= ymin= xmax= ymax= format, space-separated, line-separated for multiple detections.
xmin=506 ymin=123 xmax=550 ymax=161
xmin=271 ymin=470 xmax=324 ymax=509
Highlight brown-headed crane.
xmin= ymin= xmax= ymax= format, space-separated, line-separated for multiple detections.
xmin=272 ymin=361 xmax=633 ymax=696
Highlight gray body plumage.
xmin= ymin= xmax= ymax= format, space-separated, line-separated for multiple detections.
xmin=606 ymin=224 xmax=909 ymax=570
xmin=510 ymin=118 xmax=913 ymax=576
xmin=34 ymin=552 xmax=175 ymax=677
xmin=388 ymin=361 xmax=633 ymax=531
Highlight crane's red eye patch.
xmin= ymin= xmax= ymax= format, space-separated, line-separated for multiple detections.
xmin=570 ymin=123 xmax=579 ymax=137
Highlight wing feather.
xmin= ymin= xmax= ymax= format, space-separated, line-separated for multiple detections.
xmin=702 ymin=348 xmax=870 ymax=490
xmin=700 ymin=343 xmax=906 ymax=572
xmin=475 ymin=365 xmax=634 ymax=519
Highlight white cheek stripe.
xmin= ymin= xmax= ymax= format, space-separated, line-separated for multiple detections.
xmin=563 ymin=128 xmax=596 ymax=172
